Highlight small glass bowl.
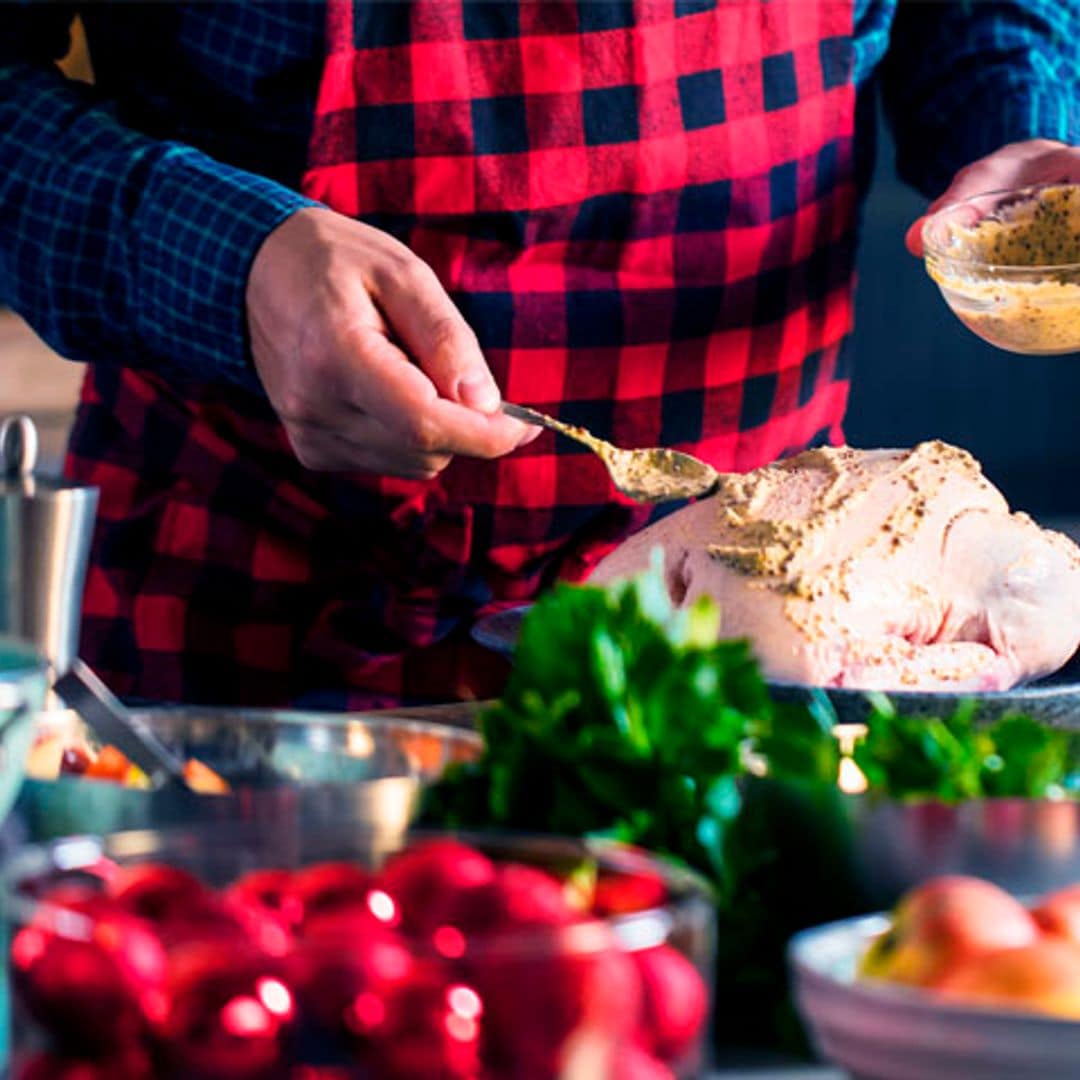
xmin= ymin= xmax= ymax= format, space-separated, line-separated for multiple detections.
xmin=4 ymin=825 xmax=715 ymax=1079
xmin=922 ymin=183 xmax=1080 ymax=355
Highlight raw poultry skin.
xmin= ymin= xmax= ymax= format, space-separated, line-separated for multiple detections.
xmin=590 ymin=442 xmax=1080 ymax=691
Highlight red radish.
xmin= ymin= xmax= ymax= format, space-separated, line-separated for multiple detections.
xmin=226 ymin=868 xmax=303 ymax=929
xmin=593 ymin=869 xmax=668 ymax=916
xmin=632 ymin=945 xmax=709 ymax=1063
xmin=15 ymin=1050 xmax=153 ymax=1080
xmin=25 ymin=883 xmax=103 ymax=912
xmin=482 ymin=863 xmax=576 ymax=927
xmin=11 ymin=893 xmax=168 ymax=1055
xmin=12 ymin=934 xmax=150 ymax=1057
xmin=289 ymin=909 xmax=415 ymax=1042
xmin=475 ymin=930 xmax=639 ymax=1077
xmin=592 ymin=943 xmax=644 ymax=1026
xmin=611 ymin=1042 xmax=677 ymax=1080
xmin=363 ymin=964 xmax=482 ymax=1079
xmin=289 ymin=861 xmax=371 ymax=924
xmin=108 ymin=864 xmax=209 ymax=923
xmin=157 ymin=893 xmax=292 ymax=958
xmin=378 ymin=839 xmax=497 ymax=935
xmin=293 ymin=909 xmax=478 ymax=1077
xmin=435 ymin=862 xmax=576 ymax=937
xmin=159 ymin=943 xmax=294 ymax=1079
xmin=14 ymin=850 xmax=699 ymax=1080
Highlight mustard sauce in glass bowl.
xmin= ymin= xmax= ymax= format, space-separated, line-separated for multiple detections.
xmin=922 ymin=183 xmax=1080 ymax=355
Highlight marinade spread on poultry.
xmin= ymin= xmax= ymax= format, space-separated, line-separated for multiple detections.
xmin=591 ymin=441 xmax=1080 ymax=691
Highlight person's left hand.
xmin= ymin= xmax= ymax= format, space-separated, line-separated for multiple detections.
xmin=906 ymin=139 xmax=1080 ymax=256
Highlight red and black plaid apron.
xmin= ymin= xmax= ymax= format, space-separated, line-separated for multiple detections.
xmin=69 ymin=0 xmax=858 ymax=709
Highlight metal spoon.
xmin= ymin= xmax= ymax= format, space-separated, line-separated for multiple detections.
xmin=501 ymin=402 xmax=720 ymax=504
xmin=54 ymin=659 xmax=194 ymax=791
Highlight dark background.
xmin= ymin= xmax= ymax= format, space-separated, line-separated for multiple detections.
xmin=847 ymin=117 xmax=1079 ymax=517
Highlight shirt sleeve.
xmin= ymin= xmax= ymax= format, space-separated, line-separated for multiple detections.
xmin=880 ymin=0 xmax=1080 ymax=199
xmin=0 ymin=11 xmax=320 ymax=388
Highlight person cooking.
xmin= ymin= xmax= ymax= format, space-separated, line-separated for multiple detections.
xmin=2 ymin=1 xmax=1078 ymax=709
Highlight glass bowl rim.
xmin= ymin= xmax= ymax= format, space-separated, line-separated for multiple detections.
xmin=27 ymin=705 xmax=484 ymax=790
xmin=922 ymin=182 xmax=1080 ymax=276
xmin=123 ymin=705 xmax=484 ymax=744
xmin=2 ymin=825 xmax=716 ymax=960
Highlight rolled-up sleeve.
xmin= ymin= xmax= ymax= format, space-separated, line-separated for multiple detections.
xmin=0 ymin=9 xmax=318 ymax=386
xmin=881 ymin=0 xmax=1080 ymax=199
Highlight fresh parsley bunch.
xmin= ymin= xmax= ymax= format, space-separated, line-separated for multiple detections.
xmin=855 ymin=695 xmax=1079 ymax=801
xmin=424 ymin=557 xmax=837 ymax=890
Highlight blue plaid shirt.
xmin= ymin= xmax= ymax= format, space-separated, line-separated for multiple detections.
xmin=2 ymin=1 xmax=1078 ymax=387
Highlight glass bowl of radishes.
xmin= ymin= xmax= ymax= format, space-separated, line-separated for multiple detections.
xmin=4 ymin=825 xmax=715 ymax=1079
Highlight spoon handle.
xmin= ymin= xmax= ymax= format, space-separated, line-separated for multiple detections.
xmin=500 ymin=402 xmax=609 ymax=453
xmin=54 ymin=659 xmax=192 ymax=790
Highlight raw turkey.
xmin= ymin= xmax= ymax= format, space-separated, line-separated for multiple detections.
xmin=590 ymin=441 xmax=1080 ymax=691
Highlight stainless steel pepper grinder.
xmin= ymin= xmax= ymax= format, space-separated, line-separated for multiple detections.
xmin=0 ymin=415 xmax=98 ymax=696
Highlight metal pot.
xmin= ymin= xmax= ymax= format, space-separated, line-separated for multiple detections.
xmin=0 ymin=415 xmax=97 ymax=688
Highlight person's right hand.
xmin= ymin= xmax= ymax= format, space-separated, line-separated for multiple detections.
xmin=246 ymin=207 xmax=536 ymax=479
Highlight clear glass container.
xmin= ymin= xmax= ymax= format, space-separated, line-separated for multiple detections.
xmin=17 ymin=709 xmax=483 ymax=841
xmin=922 ymin=183 xmax=1080 ymax=355
xmin=4 ymin=825 xmax=715 ymax=1079
xmin=0 ymin=637 xmax=47 ymax=822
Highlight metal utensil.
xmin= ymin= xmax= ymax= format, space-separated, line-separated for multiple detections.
xmin=501 ymin=401 xmax=720 ymax=504
xmin=0 ymin=414 xmax=98 ymax=685
xmin=53 ymin=659 xmax=192 ymax=791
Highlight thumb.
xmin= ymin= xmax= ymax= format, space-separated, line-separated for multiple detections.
xmin=905 ymin=215 xmax=927 ymax=257
xmin=374 ymin=258 xmax=501 ymax=414
xmin=905 ymin=189 xmax=956 ymax=258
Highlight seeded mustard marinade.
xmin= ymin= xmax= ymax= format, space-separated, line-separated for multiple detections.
xmin=927 ymin=185 xmax=1080 ymax=355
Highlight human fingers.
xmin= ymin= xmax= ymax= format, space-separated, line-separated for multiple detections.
xmin=905 ymin=140 xmax=1078 ymax=256
xmin=365 ymin=247 xmax=538 ymax=447
xmin=368 ymin=254 xmax=502 ymax=413
xmin=333 ymin=318 xmax=537 ymax=460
